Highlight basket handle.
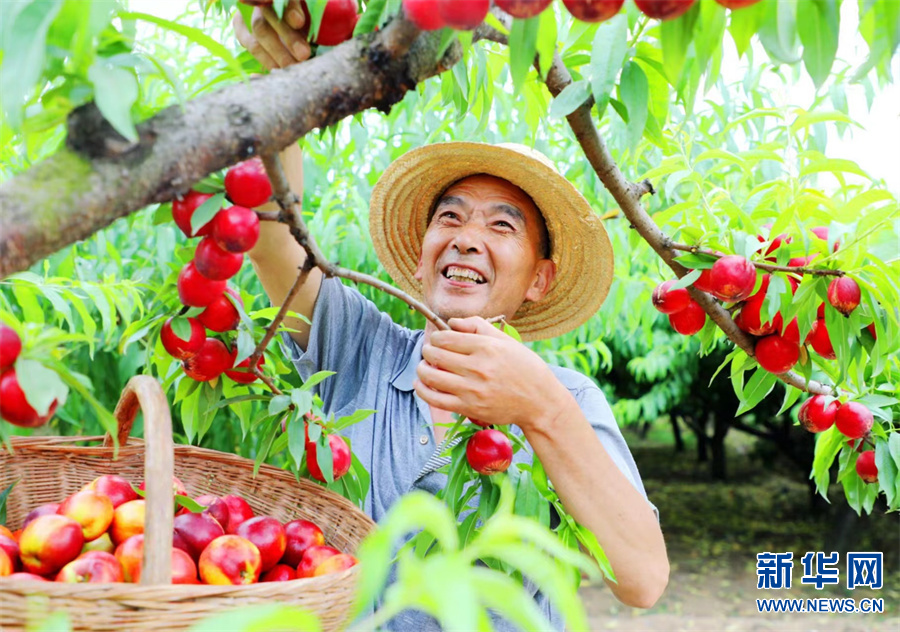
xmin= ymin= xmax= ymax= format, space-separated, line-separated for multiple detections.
xmin=104 ymin=375 xmax=174 ymax=585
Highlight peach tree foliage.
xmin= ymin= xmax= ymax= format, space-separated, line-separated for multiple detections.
xmin=1 ymin=0 xmax=899 ymax=605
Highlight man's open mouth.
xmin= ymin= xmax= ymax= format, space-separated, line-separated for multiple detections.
xmin=442 ymin=265 xmax=486 ymax=284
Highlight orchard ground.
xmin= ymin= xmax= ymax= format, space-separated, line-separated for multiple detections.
xmin=579 ymin=427 xmax=899 ymax=631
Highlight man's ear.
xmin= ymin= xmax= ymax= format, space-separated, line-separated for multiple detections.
xmin=524 ymin=259 xmax=557 ymax=303
xmin=413 ymin=254 xmax=424 ymax=281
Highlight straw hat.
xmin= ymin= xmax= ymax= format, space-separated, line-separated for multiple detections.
xmin=369 ymin=142 xmax=614 ymax=341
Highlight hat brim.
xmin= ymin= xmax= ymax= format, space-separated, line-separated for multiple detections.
xmin=369 ymin=142 xmax=614 ymax=341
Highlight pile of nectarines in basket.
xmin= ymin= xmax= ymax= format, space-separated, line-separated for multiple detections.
xmin=0 ymin=474 xmax=356 ymax=584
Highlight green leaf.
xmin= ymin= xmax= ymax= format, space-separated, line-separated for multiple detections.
xmin=288 ymin=414 xmax=305 ymax=469
xmin=170 ymin=316 xmax=192 ymax=341
xmin=119 ymin=12 xmax=246 ymax=79
xmin=253 ymin=420 xmax=280 ymax=477
xmin=353 ymin=0 xmax=387 ymax=36
xmin=693 ymin=0 xmax=726 ymax=73
xmin=669 ymin=269 xmax=702 ymax=291
xmin=0 ymin=480 xmax=18 ymax=525
xmin=174 ymin=494 xmax=206 ymax=513
xmin=0 ymin=0 xmax=64 ymax=129
xmin=300 ymin=370 xmax=336 ymax=391
xmin=334 ymin=408 xmax=376 ymax=430
xmin=498 ymin=321 xmax=522 ymax=342
xmin=590 ymin=14 xmax=628 ymax=119
xmin=757 ymin=0 xmax=801 ymax=63
xmin=811 ymin=426 xmax=845 ymax=498
xmin=316 ymin=433 xmax=334 ymax=483
xmin=290 ymin=388 xmax=313 ymax=414
xmin=16 ymin=358 xmax=69 ymax=416
xmin=549 ymin=80 xmax=590 ymax=119
xmin=797 ymin=0 xmax=840 ymax=89
xmin=470 ymin=567 xmax=555 ymax=632
xmin=619 ymin=61 xmax=649 ymax=147
xmin=268 ymin=394 xmax=291 ymax=415
xmin=875 ymin=439 xmax=898 ymax=509
xmin=509 ymin=17 xmax=540 ymax=94
xmin=672 ymin=253 xmax=717 ymax=269
xmin=728 ymin=0 xmax=766 ymax=57
xmin=535 ymin=7 xmax=557 ymax=78
xmin=188 ymin=604 xmax=321 ymax=632
xmin=234 ymin=329 xmax=256 ymax=366
xmin=737 ymin=369 xmax=777 ymax=415
xmin=608 ymin=96 xmax=628 ymax=123
xmin=777 ymin=383 xmax=803 ymax=416
xmin=190 ymin=193 xmax=225 ymax=236
xmin=87 ymin=61 xmax=138 ymax=141
xmin=889 ymin=432 xmax=900 ymax=472
xmin=208 ymin=393 xmax=269 ymax=410
xmin=660 ymin=2 xmax=700 ymax=85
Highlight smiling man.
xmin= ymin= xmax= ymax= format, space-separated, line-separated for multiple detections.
xmin=237 ymin=6 xmax=668 ymax=630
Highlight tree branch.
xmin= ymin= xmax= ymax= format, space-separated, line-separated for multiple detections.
xmin=664 ymin=242 xmax=845 ymax=276
xmin=542 ymin=54 xmax=835 ymax=397
xmin=0 ymin=15 xmax=466 ymax=278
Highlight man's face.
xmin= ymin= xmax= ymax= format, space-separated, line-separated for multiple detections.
xmin=414 ymin=174 xmax=556 ymax=322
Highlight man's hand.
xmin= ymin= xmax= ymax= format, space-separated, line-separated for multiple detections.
xmin=413 ymin=316 xmax=572 ymax=431
xmin=233 ymin=0 xmax=311 ymax=70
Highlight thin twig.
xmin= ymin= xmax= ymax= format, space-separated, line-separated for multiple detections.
xmin=665 ymin=242 xmax=845 ymax=276
xmin=248 ymin=261 xmax=315 ymax=396
xmin=330 ymin=266 xmax=450 ymax=329
xmin=256 ymin=210 xmax=281 ymax=222
xmin=542 ymin=53 xmax=836 ymax=397
xmin=254 ymin=371 xmax=283 ymax=396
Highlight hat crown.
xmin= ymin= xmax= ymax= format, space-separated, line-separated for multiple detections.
xmin=495 ymin=143 xmax=557 ymax=172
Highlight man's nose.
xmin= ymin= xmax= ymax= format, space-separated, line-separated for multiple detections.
xmin=450 ymin=222 xmax=484 ymax=254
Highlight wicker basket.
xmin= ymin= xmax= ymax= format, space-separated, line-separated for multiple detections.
xmin=0 ymin=375 xmax=375 ymax=631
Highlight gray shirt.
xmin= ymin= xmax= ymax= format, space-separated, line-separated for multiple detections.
xmin=284 ymin=277 xmax=656 ymax=630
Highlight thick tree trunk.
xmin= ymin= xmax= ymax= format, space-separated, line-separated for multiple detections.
xmin=0 ymin=18 xmax=466 ymax=278
xmin=710 ymin=414 xmax=730 ymax=481
xmin=694 ymin=418 xmax=709 ymax=463
xmin=671 ymin=415 xmax=684 ymax=453
xmin=825 ymin=504 xmax=861 ymax=556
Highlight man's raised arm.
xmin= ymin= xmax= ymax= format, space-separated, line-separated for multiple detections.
xmin=235 ymin=2 xmax=321 ymax=350
xmin=247 ymin=144 xmax=322 ymax=350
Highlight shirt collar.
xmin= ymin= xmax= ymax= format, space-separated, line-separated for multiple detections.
xmin=391 ymin=332 xmax=424 ymax=392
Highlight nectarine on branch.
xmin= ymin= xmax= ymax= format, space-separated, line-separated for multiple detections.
xmin=664 ymin=242 xmax=846 ymax=277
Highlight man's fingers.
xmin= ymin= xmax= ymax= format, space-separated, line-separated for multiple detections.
xmin=285 ymin=0 xmax=307 ymax=30
xmin=428 ymin=330 xmax=489 ymax=354
xmin=251 ymin=7 xmax=297 ymax=68
xmin=450 ymin=316 xmax=508 ymax=338
xmin=416 ymin=361 xmax=468 ymax=395
xmin=413 ymin=379 xmax=464 ymax=414
xmin=262 ymin=5 xmax=311 ymax=62
xmin=421 ymin=344 xmax=472 ymax=375
xmin=233 ymin=12 xmax=279 ymax=70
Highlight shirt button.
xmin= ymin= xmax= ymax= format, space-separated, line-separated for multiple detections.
xmin=419 ymin=435 xmax=429 ymax=445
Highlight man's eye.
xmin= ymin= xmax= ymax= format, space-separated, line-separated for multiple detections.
xmin=440 ymin=211 xmax=459 ymax=220
xmin=495 ymin=221 xmax=513 ymax=229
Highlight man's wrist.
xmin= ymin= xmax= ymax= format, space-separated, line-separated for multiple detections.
xmin=518 ymin=380 xmax=578 ymax=439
